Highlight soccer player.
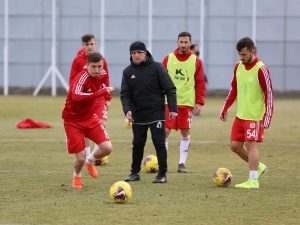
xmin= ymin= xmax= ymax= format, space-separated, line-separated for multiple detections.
xmin=220 ymin=37 xmax=274 ymax=189
xmin=69 ymin=34 xmax=111 ymax=157
xmin=162 ymin=32 xmax=206 ymax=173
xmin=63 ymin=52 xmax=114 ymax=189
xmin=120 ymin=41 xmax=178 ymax=183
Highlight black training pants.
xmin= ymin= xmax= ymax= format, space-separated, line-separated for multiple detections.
xmin=130 ymin=121 xmax=167 ymax=173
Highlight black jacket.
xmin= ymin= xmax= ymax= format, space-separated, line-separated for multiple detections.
xmin=120 ymin=51 xmax=177 ymax=123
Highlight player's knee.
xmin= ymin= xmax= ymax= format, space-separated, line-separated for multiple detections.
xmin=230 ymin=144 xmax=239 ymax=153
xmin=76 ymin=155 xmax=86 ymax=164
xmin=102 ymin=143 xmax=113 ymax=155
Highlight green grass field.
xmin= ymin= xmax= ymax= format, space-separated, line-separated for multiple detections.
xmin=0 ymin=96 xmax=299 ymax=225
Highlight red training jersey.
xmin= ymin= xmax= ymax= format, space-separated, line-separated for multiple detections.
xmin=220 ymin=57 xmax=274 ymax=128
xmin=162 ymin=48 xmax=206 ymax=106
xmin=62 ymin=69 xmax=109 ymax=122
xmin=69 ymin=48 xmax=111 ymax=102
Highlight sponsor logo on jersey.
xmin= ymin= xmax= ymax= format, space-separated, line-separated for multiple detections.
xmin=100 ymin=69 xmax=107 ymax=75
xmin=250 ymin=122 xmax=255 ymax=128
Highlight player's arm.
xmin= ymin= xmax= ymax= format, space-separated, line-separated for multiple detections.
xmin=158 ymin=63 xmax=177 ymax=114
xmin=258 ymin=66 xmax=274 ymax=128
xmin=195 ymin=58 xmax=206 ymax=103
xmin=220 ymin=64 xmax=238 ymax=121
xmin=120 ymin=72 xmax=133 ymax=116
xmin=72 ymin=73 xmax=113 ymax=101
xmin=161 ymin=55 xmax=169 ymax=70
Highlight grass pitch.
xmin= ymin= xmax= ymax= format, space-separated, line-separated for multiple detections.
xmin=0 ymin=96 xmax=299 ymax=225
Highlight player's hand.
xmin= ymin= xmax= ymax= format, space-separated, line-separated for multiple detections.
xmin=105 ymin=101 xmax=110 ymax=111
xmin=262 ymin=116 xmax=271 ymax=129
xmin=220 ymin=111 xmax=228 ymax=122
xmin=106 ymin=87 xmax=114 ymax=93
xmin=126 ymin=111 xmax=134 ymax=123
xmin=169 ymin=112 xmax=178 ymax=120
xmin=193 ymin=104 xmax=202 ymax=116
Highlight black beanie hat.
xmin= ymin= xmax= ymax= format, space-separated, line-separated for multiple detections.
xmin=129 ymin=41 xmax=147 ymax=53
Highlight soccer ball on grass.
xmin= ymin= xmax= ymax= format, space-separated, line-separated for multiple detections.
xmin=212 ymin=167 xmax=232 ymax=187
xmin=94 ymin=155 xmax=108 ymax=166
xmin=109 ymin=181 xmax=132 ymax=203
xmin=142 ymin=155 xmax=159 ymax=173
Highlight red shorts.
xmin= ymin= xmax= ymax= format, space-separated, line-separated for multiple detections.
xmin=231 ymin=117 xmax=264 ymax=142
xmin=63 ymin=115 xmax=110 ymax=154
xmin=94 ymin=100 xmax=107 ymax=121
xmin=165 ymin=105 xmax=193 ymax=130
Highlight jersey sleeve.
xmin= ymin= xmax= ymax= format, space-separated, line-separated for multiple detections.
xmin=194 ymin=58 xmax=206 ymax=105
xmin=161 ymin=55 xmax=169 ymax=69
xmin=258 ymin=66 xmax=274 ymax=128
xmin=69 ymin=58 xmax=80 ymax=86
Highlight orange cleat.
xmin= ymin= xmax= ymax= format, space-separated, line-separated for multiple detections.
xmin=85 ymin=162 xmax=98 ymax=178
xmin=73 ymin=176 xmax=83 ymax=189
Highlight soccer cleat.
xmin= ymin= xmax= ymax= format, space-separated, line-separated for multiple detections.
xmin=235 ymin=179 xmax=259 ymax=189
xmin=72 ymin=176 xmax=83 ymax=189
xmin=178 ymin=163 xmax=188 ymax=173
xmin=124 ymin=173 xmax=140 ymax=182
xmin=85 ymin=162 xmax=98 ymax=178
xmin=258 ymin=162 xmax=267 ymax=178
xmin=153 ymin=174 xmax=167 ymax=183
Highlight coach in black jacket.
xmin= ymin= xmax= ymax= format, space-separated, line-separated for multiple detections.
xmin=120 ymin=41 xmax=177 ymax=183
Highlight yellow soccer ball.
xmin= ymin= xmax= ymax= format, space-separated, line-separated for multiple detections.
xmin=94 ymin=155 xmax=108 ymax=166
xmin=142 ymin=155 xmax=159 ymax=173
xmin=109 ymin=181 xmax=132 ymax=203
xmin=124 ymin=118 xmax=132 ymax=129
xmin=212 ymin=167 xmax=232 ymax=187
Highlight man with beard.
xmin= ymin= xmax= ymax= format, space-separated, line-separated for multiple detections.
xmin=220 ymin=37 xmax=274 ymax=189
xmin=162 ymin=32 xmax=206 ymax=173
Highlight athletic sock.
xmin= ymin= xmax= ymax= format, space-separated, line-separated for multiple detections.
xmin=179 ymin=135 xmax=190 ymax=164
xmin=165 ymin=139 xmax=168 ymax=151
xmin=86 ymin=154 xmax=97 ymax=164
xmin=73 ymin=171 xmax=82 ymax=177
xmin=249 ymin=170 xmax=258 ymax=180
xmin=85 ymin=147 xmax=90 ymax=156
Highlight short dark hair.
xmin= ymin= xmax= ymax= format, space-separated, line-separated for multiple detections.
xmin=81 ymin=34 xmax=95 ymax=43
xmin=190 ymin=44 xmax=198 ymax=50
xmin=178 ymin=32 xmax=192 ymax=41
xmin=87 ymin=52 xmax=103 ymax=64
xmin=236 ymin=37 xmax=255 ymax=52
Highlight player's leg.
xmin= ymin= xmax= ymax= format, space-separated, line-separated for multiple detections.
xmin=125 ymin=124 xmax=148 ymax=181
xmin=230 ymin=117 xmax=248 ymax=162
xmin=93 ymin=104 xmax=107 ymax=158
xmin=84 ymin=137 xmax=90 ymax=156
xmin=150 ymin=121 xmax=167 ymax=183
xmin=177 ymin=108 xmax=193 ymax=172
xmin=164 ymin=105 xmax=174 ymax=151
xmin=235 ymin=120 xmax=262 ymax=189
xmin=85 ymin=116 xmax=111 ymax=178
xmin=63 ymin=120 xmax=85 ymax=188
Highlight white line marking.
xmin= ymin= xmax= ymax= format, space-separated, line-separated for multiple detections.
xmin=1 ymin=139 xmax=299 ymax=146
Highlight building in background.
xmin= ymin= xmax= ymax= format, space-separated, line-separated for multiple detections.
xmin=0 ymin=0 xmax=299 ymax=94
